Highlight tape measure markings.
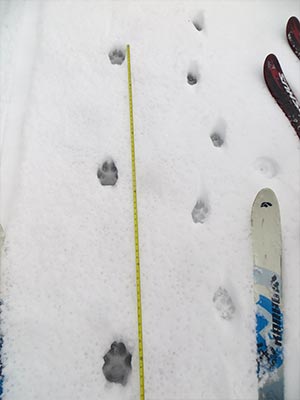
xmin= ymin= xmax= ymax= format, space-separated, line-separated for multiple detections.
xmin=126 ymin=44 xmax=145 ymax=400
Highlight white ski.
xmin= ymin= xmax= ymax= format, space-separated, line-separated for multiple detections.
xmin=251 ymin=188 xmax=284 ymax=400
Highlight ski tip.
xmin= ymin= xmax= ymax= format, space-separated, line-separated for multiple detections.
xmin=263 ymin=53 xmax=283 ymax=88
xmin=265 ymin=53 xmax=277 ymax=59
xmin=286 ymin=16 xmax=300 ymax=61
xmin=252 ymin=188 xmax=279 ymax=208
xmin=259 ymin=187 xmax=279 ymax=196
xmin=263 ymin=54 xmax=272 ymax=82
xmin=286 ymin=16 xmax=300 ymax=40
xmin=251 ymin=189 xmax=281 ymax=225
xmin=263 ymin=53 xmax=278 ymax=73
xmin=263 ymin=53 xmax=279 ymax=68
xmin=255 ymin=187 xmax=276 ymax=197
xmin=287 ymin=15 xmax=300 ymax=29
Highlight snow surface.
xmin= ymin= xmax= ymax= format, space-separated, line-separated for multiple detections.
xmin=0 ymin=1 xmax=299 ymax=399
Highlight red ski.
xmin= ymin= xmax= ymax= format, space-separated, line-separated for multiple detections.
xmin=286 ymin=16 xmax=300 ymax=60
xmin=263 ymin=53 xmax=300 ymax=138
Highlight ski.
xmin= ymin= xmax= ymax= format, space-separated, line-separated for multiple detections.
xmin=251 ymin=189 xmax=284 ymax=400
xmin=0 ymin=224 xmax=4 ymax=398
xmin=286 ymin=16 xmax=300 ymax=60
xmin=263 ymin=53 xmax=300 ymax=138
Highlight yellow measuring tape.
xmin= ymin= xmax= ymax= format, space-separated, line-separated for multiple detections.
xmin=126 ymin=44 xmax=145 ymax=400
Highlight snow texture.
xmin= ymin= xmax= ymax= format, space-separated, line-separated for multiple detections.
xmin=0 ymin=225 xmax=4 ymax=249
xmin=0 ymin=1 xmax=299 ymax=400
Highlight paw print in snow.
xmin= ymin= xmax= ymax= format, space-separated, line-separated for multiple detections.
xmin=254 ymin=157 xmax=278 ymax=178
xmin=109 ymin=48 xmax=125 ymax=65
xmin=187 ymin=73 xmax=198 ymax=85
xmin=210 ymin=132 xmax=224 ymax=147
xmin=210 ymin=119 xmax=226 ymax=147
xmin=192 ymin=11 xmax=205 ymax=32
xmin=187 ymin=61 xmax=200 ymax=86
xmin=192 ymin=199 xmax=209 ymax=224
xmin=97 ymin=160 xmax=118 ymax=186
xmin=102 ymin=342 xmax=132 ymax=385
xmin=213 ymin=287 xmax=235 ymax=320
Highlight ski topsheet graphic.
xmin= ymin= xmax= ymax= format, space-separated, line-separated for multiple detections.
xmin=0 ymin=225 xmax=4 ymax=397
xmin=264 ymin=53 xmax=300 ymax=138
xmin=251 ymin=189 xmax=284 ymax=400
xmin=286 ymin=16 xmax=300 ymax=60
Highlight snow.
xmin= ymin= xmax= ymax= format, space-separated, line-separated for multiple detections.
xmin=0 ymin=1 xmax=299 ymax=399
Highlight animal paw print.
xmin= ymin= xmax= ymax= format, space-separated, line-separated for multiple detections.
xmin=213 ymin=287 xmax=235 ymax=320
xmin=254 ymin=157 xmax=278 ymax=179
xmin=191 ymin=199 xmax=209 ymax=223
xmin=210 ymin=119 xmax=226 ymax=148
xmin=102 ymin=342 xmax=132 ymax=385
xmin=109 ymin=48 xmax=125 ymax=65
xmin=192 ymin=11 xmax=205 ymax=32
xmin=187 ymin=62 xmax=200 ymax=86
xmin=97 ymin=159 xmax=118 ymax=186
